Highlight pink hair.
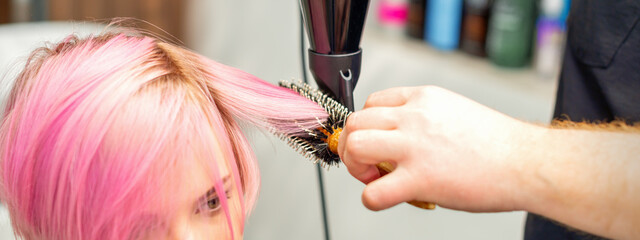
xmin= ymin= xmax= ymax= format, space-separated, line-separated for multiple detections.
xmin=0 ymin=32 xmax=327 ymax=239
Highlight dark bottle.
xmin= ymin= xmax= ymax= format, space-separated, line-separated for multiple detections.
xmin=407 ymin=0 xmax=427 ymax=39
xmin=486 ymin=0 xmax=537 ymax=67
xmin=460 ymin=0 xmax=493 ymax=57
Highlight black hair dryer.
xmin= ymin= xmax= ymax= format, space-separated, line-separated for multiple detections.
xmin=300 ymin=0 xmax=370 ymax=111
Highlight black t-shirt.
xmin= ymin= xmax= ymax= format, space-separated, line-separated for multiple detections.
xmin=525 ymin=1 xmax=640 ymax=240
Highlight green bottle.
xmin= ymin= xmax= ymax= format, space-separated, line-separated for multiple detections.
xmin=486 ymin=0 xmax=537 ymax=67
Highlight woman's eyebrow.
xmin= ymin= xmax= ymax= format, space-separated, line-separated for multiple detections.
xmin=202 ymin=175 xmax=231 ymax=199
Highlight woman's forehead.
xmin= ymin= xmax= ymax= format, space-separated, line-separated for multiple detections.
xmin=173 ymin=154 xmax=233 ymax=202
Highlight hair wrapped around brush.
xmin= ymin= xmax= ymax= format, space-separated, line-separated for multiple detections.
xmin=0 ymin=30 xmax=328 ymax=239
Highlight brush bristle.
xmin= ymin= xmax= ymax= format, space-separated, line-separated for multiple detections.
xmin=277 ymin=80 xmax=352 ymax=168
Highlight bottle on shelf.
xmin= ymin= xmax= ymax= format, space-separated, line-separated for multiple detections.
xmin=406 ymin=0 xmax=427 ymax=39
xmin=425 ymin=0 xmax=464 ymax=51
xmin=486 ymin=0 xmax=537 ymax=68
xmin=377 ymin=0 xmax=410 ymax=38
xmin=535 ymin=0 xmax=571 ymax=78
xmin=460 ymin=0 xmax=493 ymax=57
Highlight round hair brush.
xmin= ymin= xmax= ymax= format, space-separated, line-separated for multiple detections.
xmin=277 ymin=80 xmax=436 ymax=210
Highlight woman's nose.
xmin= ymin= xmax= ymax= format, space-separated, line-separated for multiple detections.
xmin=166 ymin=216 xmax=195 ymax=240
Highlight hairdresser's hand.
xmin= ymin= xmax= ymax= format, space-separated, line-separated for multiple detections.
xmin=338 ymin=86 xmax=536 ymax=212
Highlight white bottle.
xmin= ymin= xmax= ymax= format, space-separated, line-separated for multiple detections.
xmin=535 ymin=0 xmax=570 ymax=78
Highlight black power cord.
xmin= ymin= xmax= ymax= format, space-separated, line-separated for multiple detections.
xmin=299 ymin=10 xmax=331 ymax=240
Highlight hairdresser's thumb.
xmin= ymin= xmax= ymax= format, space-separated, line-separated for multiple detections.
xmin=361 ymin=168 xmax=415 ymax=211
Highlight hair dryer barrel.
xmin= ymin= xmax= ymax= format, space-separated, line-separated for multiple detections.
xmin=300 ymin=0 xmax=370 ymax=111
xmin=300 ymin=0 xmax=370 ymax=54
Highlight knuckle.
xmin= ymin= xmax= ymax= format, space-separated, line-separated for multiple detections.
xmin=401 ymin=108 xmax=429 ymax=123
xmin=417 ymin=85 xmax=439 ymax=97
xmin=344 ymin=134 xmax=362 ymax=157
xmin=345 ymin=132 xmax=369 ymax=158
xmin=381 ymin=108 xmax=399 ymax=123
xmin=345 ymin=113 xmax=359 ymax=130
xmin=365 ymin=92 xmax=377 ymax=103
xmin=364 ymin=93 xmax=380 ymax=108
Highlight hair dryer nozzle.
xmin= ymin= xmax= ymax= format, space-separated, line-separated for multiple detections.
xmin=308 ymin=49 xmax=361 ymax=110
xmin=300 ymin=0 xmax=370 ymax=111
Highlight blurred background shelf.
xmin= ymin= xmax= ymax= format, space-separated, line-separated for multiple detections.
xmin=359 ymin=28 xmax=558 ymax=123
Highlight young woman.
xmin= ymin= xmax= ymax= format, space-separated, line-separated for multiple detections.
xmin=0 ymin=30 xmax=326 ymax=240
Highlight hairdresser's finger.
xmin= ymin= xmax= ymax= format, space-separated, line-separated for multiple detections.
xmin=340 ymin=130 xmax=406 ymax=183
xmin=349 ymin=164 xmax=382 ymax=184
xmin=340 ymin=133 xmax=381 ymax=183
xmin=345 ymin=107 xmax=399 ymax=132
xmin=343 ymin=130 xmax=407 ymax=161
xmin=363 ymin=87 xmax=417 ymax=109
xmin=338 ymin=121 xmax=350 ymax=162
xmin=362 ymin=168 xmax=417 ymax=211
xmin=339 ymin=129 xmax=380 ymax=183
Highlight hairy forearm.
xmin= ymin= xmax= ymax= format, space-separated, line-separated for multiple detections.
xmin=516 ymin=123 xmax=640 ymax=239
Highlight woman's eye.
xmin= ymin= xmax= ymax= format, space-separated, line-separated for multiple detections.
xmin=206 ymin=197 xmax=221 ymax=211
xmin=196 ymin=191 xmax=230 ymax=215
